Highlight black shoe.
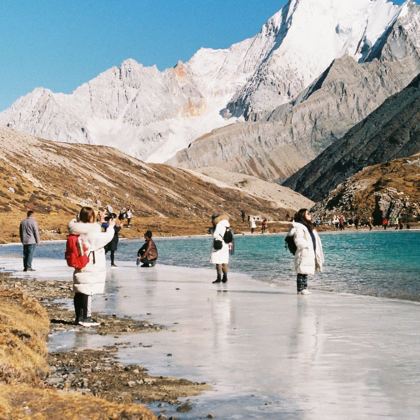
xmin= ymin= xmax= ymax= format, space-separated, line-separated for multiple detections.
xmin=222 ymin=274 xmax=228 ymax=283
xmin=23 ymin=268 xmax=28 ymax=272
xmin=212 ymin=279 xmax=222 ymax=284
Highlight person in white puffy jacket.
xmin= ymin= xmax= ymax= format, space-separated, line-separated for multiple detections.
xmin=287 ymin=208 xmax=324 ymax=295
xmin=69 ymin=207 xmax=114 ymax=326
xmin=210 ymin=214 xmax=230 ymax=284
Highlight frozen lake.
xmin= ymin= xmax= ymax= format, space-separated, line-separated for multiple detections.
xmin=1 ymin=251 xmax=420 ymax=419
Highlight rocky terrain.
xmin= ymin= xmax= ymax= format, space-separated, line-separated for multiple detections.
xmin=169 ymin=2 xmax=420 ymax=180
xmin=283 ymin=73 xmax=420 ymax=201
xmin=0 ymin=127 xmax=307 ymax=243
xmin=0 ymin=272 xmax=210 ymax=419
xmin=0 ymin=0 xmax=408 ymax=164
xmin=312 ymin=154 xmax=420 ymax=224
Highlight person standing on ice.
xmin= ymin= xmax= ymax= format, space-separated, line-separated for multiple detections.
xmin=68 ymin=207 xmax=114 ymax=326
xmin=287 ymin=209 xmax=324 ymax=295
xmin=19 ymin=210 xmax=40 ymax=272
xmin=210 ymin=214 xmax=231 ymax=284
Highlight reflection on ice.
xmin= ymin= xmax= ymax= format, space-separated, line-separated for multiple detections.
xmin=1 ymin=255 xmax=420 ymax=419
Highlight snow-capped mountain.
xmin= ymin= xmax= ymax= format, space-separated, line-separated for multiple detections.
xmin=170 ymin=1 xmax=420 ymax=181
xmin=0 ymin=0 xmax=409 ymax=163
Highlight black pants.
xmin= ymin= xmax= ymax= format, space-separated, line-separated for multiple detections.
xmin=141 ymin=258 xmax=156 ymax=267
xmin=74 ymin=292 xmax=89 ymax=322
xmin=297 ymin=274 xmax=308 ymax=292
xmin=106 ymin=249 xmax=115 ymax=265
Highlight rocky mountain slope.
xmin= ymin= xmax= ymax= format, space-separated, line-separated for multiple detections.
xmin=312 ymin=154 xmax=420 ymax=224
xmin=192 ymin=167 xmax=314 ymax=211
xmin=0 ymin=0 xmax=405 ymax=163
xmin=283 ymin=73 xmax=420 ymax=201
xmin=0 ymin=127 xmax=309 ymax=242
xmin=169 ymin=1 xmax=420 ymax=180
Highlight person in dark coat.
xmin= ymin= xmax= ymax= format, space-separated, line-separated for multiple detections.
xmin=104 ymin=215 xmax=121 ymax=267
xmin=137 ymin=230 xmax=158 ymax=267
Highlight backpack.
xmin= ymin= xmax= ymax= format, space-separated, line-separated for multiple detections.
xmin=285 ymin=234 xmax=297 ymax=255
xmin=65 ymin=234 xmax=90 ymax=269
xmin=223 ymin=227 xmax=234 ymax=243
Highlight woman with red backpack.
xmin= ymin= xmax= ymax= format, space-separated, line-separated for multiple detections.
xmin=67 ymin=207 xmax=114 ymax=326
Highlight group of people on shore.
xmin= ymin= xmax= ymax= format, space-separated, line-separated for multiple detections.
xmin=326 ymin=214 xmax=409 ymax=231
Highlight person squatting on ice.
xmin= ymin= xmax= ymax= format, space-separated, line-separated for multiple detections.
xmin=210 ymin=213 xmax=230 ymax=284
xmin=136 ymin=230 xmax=158 ymax=267
xmin=287 ymin=208 xmax=324 ymax=295
xmin=68 ymin=207 xmax=114 ymax=327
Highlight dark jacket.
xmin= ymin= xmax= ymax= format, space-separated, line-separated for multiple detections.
xmin=139 ymin=239 xmax=158 ymax=261
xmin=105 ymin=226 xmax=121 ymax=252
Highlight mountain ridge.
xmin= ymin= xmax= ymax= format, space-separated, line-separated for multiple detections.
xmin=0 ymin=0 xmax=406 ymax=164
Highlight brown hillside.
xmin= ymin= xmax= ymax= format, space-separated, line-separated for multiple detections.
xmin=313 ymin=154 xmax=420 ymax=224
xmin=0 ymin=128 xmax=294 ymax=243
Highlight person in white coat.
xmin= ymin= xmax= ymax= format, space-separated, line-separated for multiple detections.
xmin=69 ymin=207 xmax=114 ymax=326
xmin=210 ymin=214 xmax=230 ymax=284
xmin=287 ymin=208 xmax=324 ymax=295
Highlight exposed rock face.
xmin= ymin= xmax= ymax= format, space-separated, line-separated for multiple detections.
xmin=170 ymin=60 xmax=419 ymax=180
xmin=0 ymin=0 xmax=407 ymax=164
xmin=283 ymin=73 xmax=420 ymax=201
xmin=311 ymin=154 xmax=420 ymax=224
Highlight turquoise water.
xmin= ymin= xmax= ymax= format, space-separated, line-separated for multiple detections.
xmin=1 ymin=231 xmax=419 ymax=301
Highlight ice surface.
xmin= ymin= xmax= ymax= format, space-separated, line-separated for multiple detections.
xmin=1 ymin=255 xmax=419 ymax=419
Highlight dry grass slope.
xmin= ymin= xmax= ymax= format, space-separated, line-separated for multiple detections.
xmin=0 ymin=279 xmax=155 ymax=419
xmin=0 ymin=127 xmax=293 ymax=243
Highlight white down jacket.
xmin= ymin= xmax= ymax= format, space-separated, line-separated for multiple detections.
xmin=288 ymin=222 xmax=324 ymax=275
xmin=210 ymin=215 xmax=230 ymax=265
xmin=68 ymin=220 xmax=114 ymax=295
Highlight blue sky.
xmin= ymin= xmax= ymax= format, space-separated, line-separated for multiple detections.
xmin=0 ymin=0 xmax=412 ymax=111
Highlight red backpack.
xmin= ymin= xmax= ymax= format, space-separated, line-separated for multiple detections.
xmin=65 ymin=234 xmax=90 ymax=270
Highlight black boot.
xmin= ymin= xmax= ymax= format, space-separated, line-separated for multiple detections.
xmin=212 ymin=272 xmax=222 ymax=284
xmin=222 ymin=273 xmax=228 ymax=283
xmin=74 ymin=293 xmax=84 ymax=325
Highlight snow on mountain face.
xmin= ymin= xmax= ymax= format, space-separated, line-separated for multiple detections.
xmin=225 ymin=0 xmax=400 ymax=119
xmin=0 ymin=0 xmax=404 ymax=162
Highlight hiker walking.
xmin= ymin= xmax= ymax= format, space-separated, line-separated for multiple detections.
xmin=126 ymin=208 xmax=133 ymax=227
xmin=210 ymin=214 xmax=231 ymax=284
xmin=68 ymin=207 xmax=114 ymax=327
xmin=250 ymin=217 xmax=256 ymax=234
xmin=19 ymin=210 xmax=40 ymax=272
xmin=261 ymin=218 xmax=267 ymax=234
xmin=287 ymin=209 xmax=324 ymax=295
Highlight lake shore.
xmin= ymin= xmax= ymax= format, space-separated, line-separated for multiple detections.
xmin=1 ymin=253 xmax=420 ymax=418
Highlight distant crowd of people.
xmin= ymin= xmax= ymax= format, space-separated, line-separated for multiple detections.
xmin=324 ymin=214 xmax=410 ymax=231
